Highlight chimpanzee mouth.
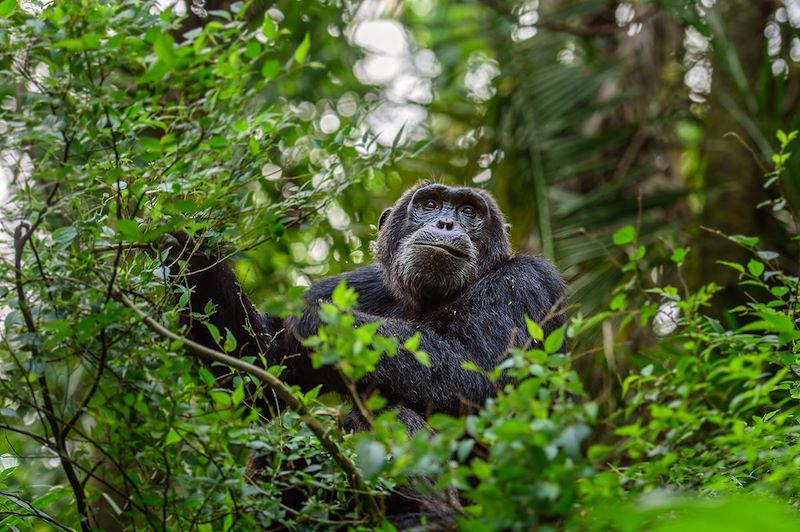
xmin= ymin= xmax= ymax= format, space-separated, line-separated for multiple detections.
xmin=415 ymin=243 xmax=470 ymax=259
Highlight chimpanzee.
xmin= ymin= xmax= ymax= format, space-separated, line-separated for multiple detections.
xmin=171 ymin=182 xmax=566 ymax=524
xmin=177 ymin=182 xmax=565 ymax=417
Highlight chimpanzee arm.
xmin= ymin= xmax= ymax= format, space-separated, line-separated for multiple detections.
xmin=170 ymin=236 xmax=375 ymax=392
xmin=170 ymin=236 xmax=281 ymax=374
xmin=174 ymin=238 xmax=565 ymax=415
xmin=284 ymin=256 xmax=566 ymax=416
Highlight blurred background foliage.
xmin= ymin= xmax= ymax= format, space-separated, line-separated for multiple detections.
xmin=1 ymin=0 xmax=800 ymax=529
xmin=184 ymin=0 xmax=800 ymax=318
xmin=212 ymin=0 xmax=800 ymax=399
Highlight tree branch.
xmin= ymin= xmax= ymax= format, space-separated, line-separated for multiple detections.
xmin=111 ymin=289 xmax=384 ymax=523
xmin=0 ymin=491 xmax=71 ymax=531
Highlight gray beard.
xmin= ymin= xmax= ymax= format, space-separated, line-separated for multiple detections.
xmin=388 ymin=235 xmax=478 ymax=305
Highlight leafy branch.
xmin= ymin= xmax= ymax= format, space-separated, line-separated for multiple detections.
xmin=109 ymin=288 xmax=384 ymax=524
xmin=13 ymin=223 xmax=89 ymax=531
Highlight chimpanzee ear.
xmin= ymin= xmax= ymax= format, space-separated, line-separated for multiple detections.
xmin=378 ymin=208 xmax=392 ymax=230
xmin=504 ymin=224 xmax=512 ymax=234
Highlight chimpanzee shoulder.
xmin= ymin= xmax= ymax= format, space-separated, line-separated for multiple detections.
xmin=505 ymin=254 xmax=567 ymax=328
xmin=303 ymin=264 xmax=400 ymax=316
xmin=460 ymin=254 xmax=565 ymax=329
xmin=509 ymin=254 xmax=566 ymax=301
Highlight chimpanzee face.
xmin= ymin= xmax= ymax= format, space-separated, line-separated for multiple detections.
xmin=377 ymin=184 xmax=502 ymax=306
xmin=407 ymin=184 xmax=489 ymax=255
xmin=376 ymin=182 xmax=512 ymax=308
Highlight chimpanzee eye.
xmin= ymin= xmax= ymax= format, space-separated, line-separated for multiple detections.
xmin=423 ymin=199 xmax=438 ymax=210
xmin=461 ymin=205 xmax=476 ymax=217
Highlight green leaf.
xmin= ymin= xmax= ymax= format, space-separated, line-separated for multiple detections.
xmin=717 ymin=260 xmax=744 ymax=273
xmin=165 ymin=429 xmax=181 ymax=445
xmin=54 ymin=38 xmax=85 ymax=50
xmin=355 ymin=440 xmax=385 ymax=479
xmin=242 ymin=41 xmax=261 ymax=61
xmin=525 ymin=316 xmax=544 ymax=342
xmin=584 ymin=402 xmax=599 ymax=422
xmin=210 ymin=135 xmax=229 ymax=148
xmin=772 ymin=152 xmax=790 ymax=165
xmin=269 ymin=222 xmax=285 ymax=237
xmin=139 ymin=136 xmax=161 ymax=152
xmin=116 ymin=219 xmax=143 ymax=241
xmin=205 ymin=322 xmax=221 ymax=345
xmin=740 ymin=310 xmax=795 ymax=334
xmin=231 ymin=384 xmax=244 ymax=406
xmin=543 ymin=326 xmax=565 ymax=354
xmin=609 ymin=293 xmax=627 ymax=311
xmin=262 ymin=16 xmax=278 ymax=40
xmin=144 ymin=60 xmax=170 ymax=81
xmin=747 ymin=259 xmax=764 ymax=278
xmin=495 ymin=419 xmax=532 ymax=440
xmin=211 ymin=390 xmax=231 ymax=407
xmin=413 ymin=350 xmax=430 ymax=367
xmin=729 ymin=234 xmax=759 ymax=248
xmin=261 ymin=59 xmax=279 ymax=80
xmin=471 ymin=459 xmax=491 ymax=480
xmin=301 ymin=338 xmax=323 ymax=357
xmin=461 ymin=361 xmax=481 ymax=372
xmin=612 ymin=225 xmax=636 ymax=245
xmin=223 ymin=328 xmax=237 ymax=353
xmin=199 ymin=368 xmax=215 ymax=388
xmin=771 ymin=286 xmax=789 ymax=297
xmin=671 ymin=247 xmax=689 ymax=263
xmin=457 ymin=439 xmax=475 ymax=462
xmin=404 ymin=332 xmax=421 ymax=352
xmin=154 ymin=32 xmax=175 ymax=66
xmin=739 ymin=310 xmax=800 ymax=346
xmin=82 ymin=33 xmax=101 ymax=49
xmin=293 ymin=33 xmax=310 ymax=64
xmin=587 ymin=444 xmax=612 ymax=461
xmin=0 ymin=0 xmax=15 ymax=17
xmin=52 ymin=226 xmax=77 ymax=248
xmin=331 ymin=279 xmax=357 ymax=310
xmin=365 ymin=395 xmax=387 ymax=411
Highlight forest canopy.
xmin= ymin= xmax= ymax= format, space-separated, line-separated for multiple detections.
xmin=1 ymin=0 xmax=800 ymax=530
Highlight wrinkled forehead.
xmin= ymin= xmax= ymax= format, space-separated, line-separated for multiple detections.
xmin=409 ymin=184 xmax=490 ymax=208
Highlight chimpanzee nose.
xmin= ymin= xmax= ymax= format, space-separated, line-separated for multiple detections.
xmin=436 ymin=219 xmax=454 ymax=230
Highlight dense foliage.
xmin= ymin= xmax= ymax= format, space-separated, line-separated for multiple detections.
xmin=1 ymin=0 xmax=799 ymax=530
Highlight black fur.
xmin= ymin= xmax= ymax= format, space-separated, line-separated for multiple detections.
xmin=180 ymin=182 xmax=565 ymax=416
xmin=176 ymin=183 xmax=566 ymax=524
